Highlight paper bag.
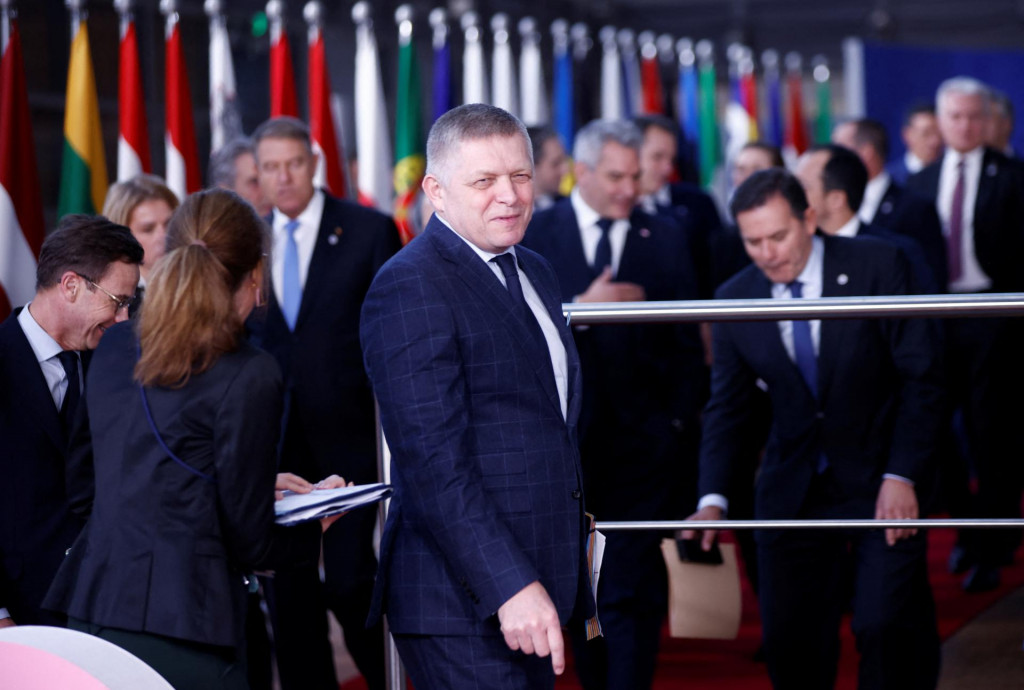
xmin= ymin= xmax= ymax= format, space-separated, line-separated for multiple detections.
xmin=659 ymin=538 xmax=742 ymax=639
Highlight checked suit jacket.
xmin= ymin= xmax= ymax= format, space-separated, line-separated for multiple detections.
xmin=699 ymin=235 xmax=945 ymax=523
xmin=360 ymin=216 xmax=594 ymax=636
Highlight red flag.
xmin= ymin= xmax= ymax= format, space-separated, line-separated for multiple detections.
xmin=165 ymin=18 xmax=201 ymax=198
xmin=270 ymin=27 xmax=298 ymax=118
xmin=640 ymin=54 xmax=664 ymax=114
xmin=118 ymin=17 xmax=151 ymax=180
xmin=308 ymin=28 xmax=345 ymax=197
xmin=0 ymin=20 xmax=45 ymax=318
xmin=785 ymin=71 xmax=808 ymax=156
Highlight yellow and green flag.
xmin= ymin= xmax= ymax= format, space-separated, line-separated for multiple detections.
xmin=58 ymin=22 xmax=107 ymax=217
xmin=393 ymin=18 xmax=424 ymax=244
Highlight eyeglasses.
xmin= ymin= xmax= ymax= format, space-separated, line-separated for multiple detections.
xmin=76 ymin=273 xmax=135 ymax=312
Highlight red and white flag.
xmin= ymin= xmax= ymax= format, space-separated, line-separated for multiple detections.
xmin=268 ymin=1 xmax=298 ymax=118
xmin=307 ymin=4 xmax=346 ymax=197
xmin=0 ymin=15 xmax=45 ymax=317
xmin=164 ymin=4 xmax=201 ymax=199
xmin=116 ymin=2 xmax=151 ymax=181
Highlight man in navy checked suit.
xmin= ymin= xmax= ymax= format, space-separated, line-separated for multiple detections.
xmin=361 ymin=104 xmax=594 ymax=688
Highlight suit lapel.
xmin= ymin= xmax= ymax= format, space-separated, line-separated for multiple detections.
xmin=4 ymin=319 xmax=64 ymax=451
xmin=973 ymin=149 xmax=998 ymax=230
xmin=296 ymin=198 xmax=344 ymax=329
xmin=818 ymin=237 xmax=856 ymax=402
xmin=551 ymin=205 xmax=596 ymax=297
xmin=428 ymin=220 xmax=563 ymax=416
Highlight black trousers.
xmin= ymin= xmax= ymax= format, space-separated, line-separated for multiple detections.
xmin=757 ymin=476 xmax=940 ymax=690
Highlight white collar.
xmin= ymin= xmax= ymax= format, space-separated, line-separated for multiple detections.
xmin=17 ymin=302 xmax=64 ymax=365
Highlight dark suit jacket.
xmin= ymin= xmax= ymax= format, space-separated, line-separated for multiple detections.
xmin=0 ymin=312 xmax=84 ymax=624
xmin=45 ymin=322 xmax=320 ymax=649
xmin=699 ymin=236 xmax=944 ymax=523
xmin=857 ymin=222 xmax=940 ymax=295
xmin=907 ymin=148 xmax=1024 ymax=292
xmin=886 ymin=157 xmax=913 ymax=186
xmin=360 ymin=217 xmax=593 ymax=636
xmin=668 ymin=182 xmax=724 ymax=299
xmin=248 ymin=194 xmax=402 ymax=484
xmin=522 ymin=200 xmax=706 ymax=517
xmin=869 ymin=180 xmax=947 ymax=290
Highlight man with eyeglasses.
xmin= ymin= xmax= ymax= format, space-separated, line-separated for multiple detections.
xmin=0 ymin=214 xmax=142 ymax=629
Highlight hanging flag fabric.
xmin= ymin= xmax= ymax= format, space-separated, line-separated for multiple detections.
xmin=58 ymin=21 xmax=107 ymax=217
xmin=518 ymin=17 xmax=547 ymax=126
xmin=677 ymin=41 xmax=700 ymax=182
xmin=599 ymin=27 xmax=624 ymax=120
xmin=618 ymin=30 xmax=641 ymax=119
xmin=783 ymin=54 xmax=809 ymax=162
xmin=430 ymin=9 xmax=451 ymax=123
xmin=762 ymin=50 xmax=783 ymax=148
xmin=552 ymin=19 xmax=575 ymax=196
xmin=208 ymin=5 xmax=242 ymax=152
xmin=0 ymin=18 xmax=45 ymax=317
xmin=165 ymin=12 xmax=201 ymax=200
xmin=813 ymin=57 xmax=833 ymax=145
xmin=269 ymin=13 xmax=299 ymax=118
xmin=117 ymin=12 xmax=150 ymax=181
xmin=740 ymin=69 xmax=760 ymax=140
xmin=461 ymin=12 xmax=487 ymax=105
xmin=490 ymin=14 xmax=517 ymax=116
xmin=393 ymin=7 xmax=424 ymax=243
xmin=353 ymin=3 xmax=392 ymax=211
xmin=639 ymin=34 xmax=664 ymax=114
xmin=697 ymin=48 xmax=721 ymax=189
xmin=308 ymin=20 xmax=346 ymax=197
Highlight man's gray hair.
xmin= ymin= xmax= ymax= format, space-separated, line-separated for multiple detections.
xmin=936 ymin=76 xmax=992 ymax=113
xmin=251 ymin=116 xmax=313 ymax=159
xmin=426 ymin=104 xmax=531 ymax=185
xmin=573 ymin=119 xmax=643 ymax=169
xmin=208 ymin=137 xmax=255 ymax=188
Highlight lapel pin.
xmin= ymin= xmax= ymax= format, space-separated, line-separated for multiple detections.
xmin=639 ymin=227 xmax=651 ymax=238
xmin=837 ymin=273 xmax=849 ymax=285
xmin=986 ymin=163 xmax=997 ymax=177
xmin=328 ymin=227 xmax=343 ymax=245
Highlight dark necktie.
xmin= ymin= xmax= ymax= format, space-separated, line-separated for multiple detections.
xmin=57 ymin=350 xmax=81 ymax=438
xmin=788 ymin=281 xmax=827 ymax=472
xmin=947 ymin=159 xmax=965 ymax=283
xmin=491 ymin=253 xmax=556 ymax=385
xmin=593 ymin=218 xmax=614 ymax=276
xmin=787 ymin=280 xmax=817 ymax=397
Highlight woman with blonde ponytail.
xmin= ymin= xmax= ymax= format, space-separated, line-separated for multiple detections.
xmin=46 ymin=190 xmax=346 ymax=690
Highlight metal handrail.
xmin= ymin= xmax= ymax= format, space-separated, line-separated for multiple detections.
xmin=563 ymin=292 xmax=1024 ymax=324
xmin=598 ymin=518 xmax=1024 ymax=531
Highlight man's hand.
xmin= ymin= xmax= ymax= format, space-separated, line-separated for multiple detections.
xmin=314 ymin=474 xmax=354 ymax=532
xmin=576 ymin=267 xmax=646 ymax=303
xmin=0 ymin=616 xmax=14 ymax=629
xmin=875 ymin=477 xmax=919 ymax=546
xmin=275 ymin=472 xmax=314 ymax=500
xmin=496 ymin=581 xmax=565 ymax=675
xmin=679 ymin=505 xmax=724 ymax=552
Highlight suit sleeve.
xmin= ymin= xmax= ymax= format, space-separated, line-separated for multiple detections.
xmin=212 ymin=356 xmax=320 ymax=572
xmin=877 ymin=250 xmax=945 ymax=484
xmin=698 ymin=318 xmax=760 ymax=499
xmin=361 ymin=266 xmax=540 ymax=619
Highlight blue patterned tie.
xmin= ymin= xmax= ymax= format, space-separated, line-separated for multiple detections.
xmin=281 ymin=219 xmax=301 ymax=330
xmin=592 ymin=218 xmax=614 ymax=276
xmin=787 ymin=280 xmax=817 ymax=397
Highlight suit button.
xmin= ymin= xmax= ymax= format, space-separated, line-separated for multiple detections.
xmin=571 ymin=490 xmax=582 ymax=500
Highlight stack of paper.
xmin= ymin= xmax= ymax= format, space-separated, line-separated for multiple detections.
xmin=275 ymin=483 xmax=393 ymax=525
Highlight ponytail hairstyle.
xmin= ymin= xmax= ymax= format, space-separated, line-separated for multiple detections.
xmin=134 ymin=189 xmax=270 ymax=387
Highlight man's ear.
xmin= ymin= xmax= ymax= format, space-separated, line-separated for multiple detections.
xmin=422 ymin=174 xmax=444 ymax=213
xmin=59 ymin=271 xmax=82 ymax=302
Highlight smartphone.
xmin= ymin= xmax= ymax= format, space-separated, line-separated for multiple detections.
xmin=675 ymin=537 xmax=724 ymax=565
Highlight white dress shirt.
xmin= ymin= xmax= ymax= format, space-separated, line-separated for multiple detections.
xmin=937 ymin=147 xmax=990 ymax=292
xmin=570 ymin=189 xmax=630 ymax=277
xmin=859 ymin=172 xmax=891 ymax=225
xmin=17 ymin=305 xmax=77 ymax=410
xmin=438 ymin=218 xmax=569 ymax=421
xmin=833 ymin=215 xmax=862 ymax=240
xmin=904 ymin=152 xmax=925 ymax=176
xmin=271 ymin=189 xmax=326 ymax=307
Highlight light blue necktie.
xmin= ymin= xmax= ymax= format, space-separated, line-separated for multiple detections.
xmin=281 ymin=219 xmax=301 ymax=330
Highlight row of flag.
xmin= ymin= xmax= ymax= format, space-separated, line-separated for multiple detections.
xmin=0 ymin=0 xmax=837 ymax=319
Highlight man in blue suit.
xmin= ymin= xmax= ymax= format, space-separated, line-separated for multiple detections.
xmin=248 ymin=116 xmax=402 ymax=690
xmin=685 ymin=169 xmax=943 ymax=689
xmin=360 ymin=104 xmax=594 ymax=689
xmin=0 ymin=216 xmax=142 ymax=628
xmin=523 ymin=118 xmax=705 ymax=690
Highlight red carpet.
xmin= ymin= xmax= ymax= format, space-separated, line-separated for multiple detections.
xmin=341 ymin=527 xmax=1024 ymax=689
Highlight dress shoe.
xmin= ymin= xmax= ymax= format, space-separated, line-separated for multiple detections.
xmin=963 ymin=565 xmax=1001 ymax=593
xmin=947 ymin=545 xmax=973 ymax=575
